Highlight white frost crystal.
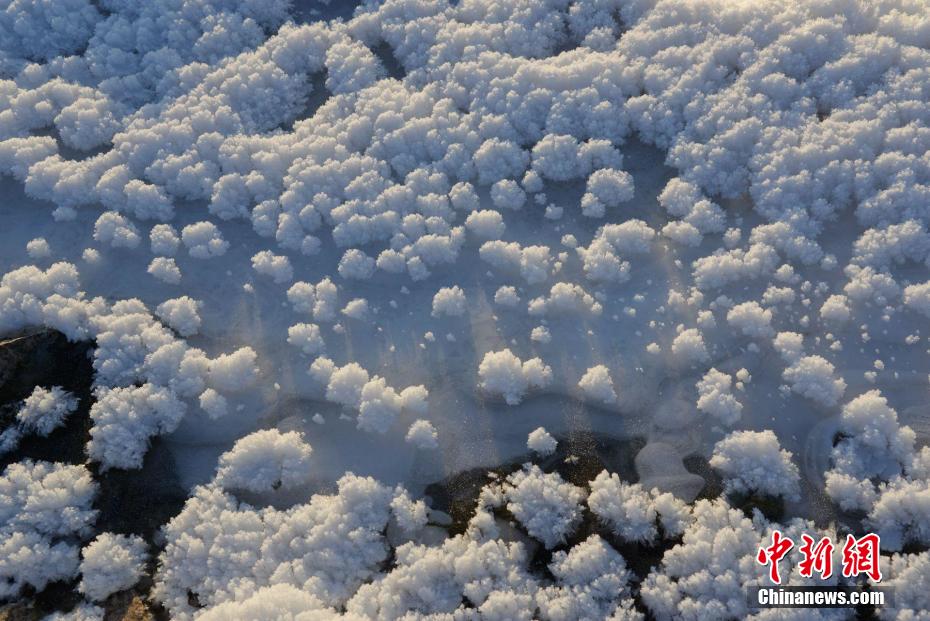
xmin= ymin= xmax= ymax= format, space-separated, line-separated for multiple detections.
xmin=155 ymin=296 xmax=203 ymax=337
xmin=215 ymin=429 xmax=313 ymax=493
xmin=710 ymin=430 xmax=801 ymax=501
xmin=588 ymin=471 xmax=689 ymax=544
xmin=431 ymin=285 xmax=466 ymax=317
xmin=182 ymin=222 xmax=228 ymax=259
xmin=405 ymin=419 xmax=439 ymax=450
xmin=17 ymin=386 xmax=78 ymax=436
xmin=79 ymin=533 xmax=148 ymax=601
xmin=527 ymin=427 xmax=557 ymax=457
xmin=503 ymin=465 xmax=584 ymax=549
xmin=578 ymin=365 xmax=617 ymax=404
xmin=782 ymin=355 xmax=846 ymax=407
xmin=479 ymin=349 xmax=552 ymax=405
xmin=695 ymin=369 xmax=742 ymax=425
xmin=0 ymin=460 xmax=97 ymax=598
xmin=88 ymin=383 xmax=187 ymax=471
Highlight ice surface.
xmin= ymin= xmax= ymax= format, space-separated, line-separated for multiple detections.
xmin=1 ymin=0 xmax=930 ymax=617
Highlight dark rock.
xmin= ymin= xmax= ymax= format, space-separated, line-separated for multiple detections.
xmin=31 ymin=579 xmax=82 ymax=617
xmin=103 ymin=593 xmax=155 ymax=621
xmin=424 ymin=430 xmax=684 ymax=600
xmin=92 ymin=439 xmax=187 ymax=543
xmin=540 ymin=433 xmax=645 ymax=489
xmin=0 ymin=329 xmax=184 ymax=619
xmin=0 ymin=602 xmax=39 ymax=621
xmin=683 ymin=453 xmax=724 ymax=501
xmin=730 ymin=492 xmax=785 ymax=521
xmin=0 ymin=330 xmax=94 ymax=469
xmin=425 ymin=432 xmax=645 ymax=536
xmin=424 ymin=464 xmax=520 ymax=536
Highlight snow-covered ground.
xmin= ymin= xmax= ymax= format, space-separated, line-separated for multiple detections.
xmin=1 ymin=0 xmax=929 ymax=619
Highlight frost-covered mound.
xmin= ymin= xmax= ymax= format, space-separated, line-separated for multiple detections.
xmin=2 ymin=0 xmax=930 ymax=617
